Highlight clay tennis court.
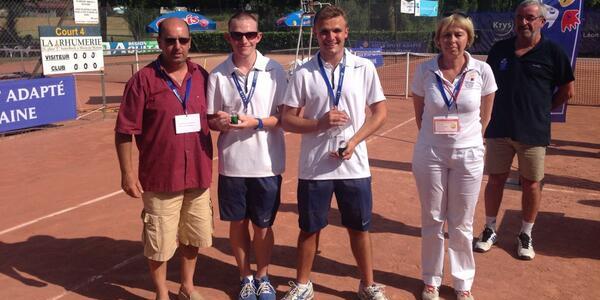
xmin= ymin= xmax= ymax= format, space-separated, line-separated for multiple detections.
xmin=0 ymin=53 xmax=599 ymax=300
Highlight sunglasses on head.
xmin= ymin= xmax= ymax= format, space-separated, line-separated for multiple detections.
xmin=229 ymin=31 xmax=259 ymax=41
xmin=163 ymin=37 xmax=191 ymax=45
xmin=443 ymin=10 xmax=469 ymax=19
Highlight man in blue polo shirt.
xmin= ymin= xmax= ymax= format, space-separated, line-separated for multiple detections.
xmin=474 ymin=0 xmax=575 ymax=261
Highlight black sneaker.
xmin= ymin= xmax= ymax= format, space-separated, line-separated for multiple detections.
xmin=474 ymin=227 xmax=498 ymax=253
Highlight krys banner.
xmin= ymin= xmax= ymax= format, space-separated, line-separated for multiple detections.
xmin=0 ymin=76 xmax=77 ymax=133
xmin=543 ymin=0 xmax=583 ymax=122
xmin=470 ymin=0 xmax=583 ymax=122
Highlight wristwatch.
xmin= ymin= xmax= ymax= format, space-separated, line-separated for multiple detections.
xmin=255 ymin=118 xmax=263 ymax=130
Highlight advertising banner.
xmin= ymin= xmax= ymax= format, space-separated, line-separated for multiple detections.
xmin=0 ymin=76 xmax=77 ymax=133
xmin=350 ymin=48 xmax=384 ymax=68
xmin=39 ymin=26 xmax=104 ymax=75
xmin=470 ymin=0 xmax=583 ymax=122
xmin=102 ymin=41 xmax=160 ymax=56
xmin=415 ymin=0 xmax=438 ymax=17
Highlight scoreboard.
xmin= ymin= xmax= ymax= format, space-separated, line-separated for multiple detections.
xmin=39 ymin=26 xmax=104 ymax=75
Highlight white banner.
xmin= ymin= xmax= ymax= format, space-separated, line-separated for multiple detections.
xmin=401 ymin=0 xmax=415 ymax=14
xmin=73 ymin=0 xmax=99 ymax=24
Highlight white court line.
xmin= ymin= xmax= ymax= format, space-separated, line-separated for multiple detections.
xmin=369 ymin=117 xmax=415 ymax=142
xmin=20 ymin=116 xmax=412 ymax=299
xmin=0 ymin=190 xmax=124 ymax=236
xmin=46 ymin=254 xmax=143 ymax=300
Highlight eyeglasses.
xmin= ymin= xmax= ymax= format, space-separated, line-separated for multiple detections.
xmin=516 ymin=15 xmax=543 ymax=23
xmin=229 ymin=31 xmax=259 ymax=41
xmin=163 ymin=37 xmax=191 ymax=45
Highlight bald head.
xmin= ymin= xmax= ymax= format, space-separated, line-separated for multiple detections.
xmin=158 ymin=17 xmax=190 ymax=37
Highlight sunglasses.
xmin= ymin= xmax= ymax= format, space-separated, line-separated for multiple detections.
xmin=163 ymin=37 xmax=191 ymax=45
xmin=229 ymin=31 xmax=259 ymax=41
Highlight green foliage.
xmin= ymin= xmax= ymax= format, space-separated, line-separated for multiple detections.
xmin=191 ymin=30 xmax=435 ymax=53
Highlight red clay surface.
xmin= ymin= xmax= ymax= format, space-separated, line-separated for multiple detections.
xmin=0 ymin=54 xmax=599 ymax=300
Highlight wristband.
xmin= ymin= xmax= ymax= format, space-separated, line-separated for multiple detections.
xmin=255 ymin=118 xmax=263 ymax=130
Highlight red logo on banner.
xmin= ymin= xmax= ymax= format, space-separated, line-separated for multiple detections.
xmin=185 ymin=14 xmax=200 ymax=25
xmin=561 ymin=10 xmax=580 ymax=32
xmin=199 ymin=19 xmax=209 ymax=28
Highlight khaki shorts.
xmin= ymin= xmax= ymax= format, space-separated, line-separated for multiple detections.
xmin=141 ymin=188 xmax=213 ymax=261
xmin=485 ymin=138 xmax=546 ymax=182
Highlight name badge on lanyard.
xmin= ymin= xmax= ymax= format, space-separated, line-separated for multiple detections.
xmin=232 ymin=70 xmax=258 ymax=114
xmin=432 ymin=71 xmax=466 ymax=135
xmin=156 ymin=61 xmax=200 ymax=134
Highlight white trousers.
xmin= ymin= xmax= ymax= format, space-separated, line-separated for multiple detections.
xmin=412 ymin=143 xmax=484 ymax=291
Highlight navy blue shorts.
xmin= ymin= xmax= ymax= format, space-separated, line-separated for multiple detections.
xmin=218 ymin=175 xmax=282 ymax=228
xmin=297 ymin=177 xmax=372 ymax=233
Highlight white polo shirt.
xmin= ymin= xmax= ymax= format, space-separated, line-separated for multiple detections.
xmin=283 ymin=49 xmax=386 ymax=180
xmin=411 ymin=52 xmax=497 ymax=148
xmin=207 ymin=51 xmax=287 ymax=177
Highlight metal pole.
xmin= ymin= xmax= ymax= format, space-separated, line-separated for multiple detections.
xmin=101 ymin=70 xmax=106 ymax=119
xmin=405 ymin=52 xmax=410 ymax=99
xmin=135 ymin=49 xmax=140 ymax=72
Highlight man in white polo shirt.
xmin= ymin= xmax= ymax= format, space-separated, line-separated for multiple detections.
xmin=281 ymin=5 xmax=389 ymax=300
xmin=206 ymin=12 xmax=286 ymax=300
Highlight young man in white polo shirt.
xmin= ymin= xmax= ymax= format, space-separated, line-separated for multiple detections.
xmin=206 ymin=12 xmax=286 ymax=300
xmin=281 ymin=6 xmax=389 ymax=300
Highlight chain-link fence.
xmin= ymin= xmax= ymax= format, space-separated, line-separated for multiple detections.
xmin=0 ymin=1 xmax=599 ymax=109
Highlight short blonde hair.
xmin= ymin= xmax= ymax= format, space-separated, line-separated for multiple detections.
xmin=435 ymin=13 xmax=475 ymax=49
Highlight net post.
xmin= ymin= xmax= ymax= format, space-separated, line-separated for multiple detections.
xmin=405 ymin=52 xmax=410 ymax=99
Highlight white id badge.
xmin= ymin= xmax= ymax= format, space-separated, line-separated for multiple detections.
xmin=174 ymin=113 xmax=201 ymax=134
xmin=433 ymin=116 xmax=459 ymax=134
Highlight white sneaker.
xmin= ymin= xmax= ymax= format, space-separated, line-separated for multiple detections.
xmin=455 ymin=290 xmax=474 ymax=300
xmin=281 ymin=281 xmax=314 ymax=300
xmin=421 ymin=285 xmax=439 ymax=300
xmin=517 ymin=232 xmax=535 ymax=260
xmin=358 ymin=282 xmax=389 ymax=300
xmin=474 ymin=227 xmax=498 ymax=253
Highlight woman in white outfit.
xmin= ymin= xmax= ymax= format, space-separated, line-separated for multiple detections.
xmin=411 ymin=13 xmax=497 ymax=300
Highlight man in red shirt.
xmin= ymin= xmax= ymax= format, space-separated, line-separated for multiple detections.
xmin=115 ymin=18 xmax=212 ymax=300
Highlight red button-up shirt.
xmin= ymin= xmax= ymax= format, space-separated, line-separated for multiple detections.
xmin=116 ymin=58 xmax=212 ymax=192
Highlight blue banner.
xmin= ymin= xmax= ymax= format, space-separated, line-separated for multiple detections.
xmin=351 ymin=48 xmax=384 ymax=67
xmin=470 ymin=0 xmax=583 ymax=122
xmin=0 ymin=76 xmax=77 ymax=132
xmin=543 ymin=0 xmax=583 ymax=122
xmin=354 ymin=40 xmax=429 ymax=53
xmin=579 ymin=10 xmax=600 ymax=57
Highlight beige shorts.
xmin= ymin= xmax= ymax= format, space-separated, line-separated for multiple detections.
xmin=141 ymin=188 xmax=213 ymax=261
xmin=485 ymin=138 xmax=546 ymax=182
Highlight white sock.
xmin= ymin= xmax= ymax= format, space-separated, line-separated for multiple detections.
xmin=485 ymin=216 xmax=497 ymax=231
xmin=296 ymin=281 xmax=310 ymax=289
xmin=521 ymin=221 xmax=534 ymax=237
xmin=242 ymin=275 xmax=254 ymax=282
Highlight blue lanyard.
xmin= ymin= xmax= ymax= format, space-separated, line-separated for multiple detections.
xmin=318 ymin=53 xmax=346 ymax=108
xmin=156 ymin=60 xmax=192 ymax=113
xmin=434 ymin=72 xmax=467 ymax=110
xmin=231 ymin=70 xmax=258 ymax=114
